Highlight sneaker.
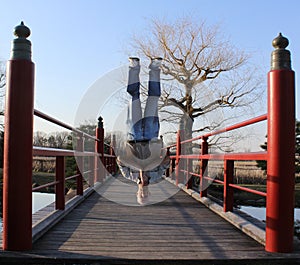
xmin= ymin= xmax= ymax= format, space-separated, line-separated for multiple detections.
xmin=136 ymin=185 xmax=150 ymax=205
xmin=149 ymin=57 xmax=163 ymax=69
xmin=141 ymin=173 xmax=150 ymax=186
xmin=129 ymin=57 xmax=140 ymax=68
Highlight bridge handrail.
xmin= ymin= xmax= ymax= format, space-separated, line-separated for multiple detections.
xmin=170 ymin=151 xmax=267 ymax=161
xmin=179 ymin=114 xmax=267 ymax=145
xmin=34 ymin=109 xmax=99 ymax=142
xmin=32 ymin=108 xmax=116 ymax=206
xmin=33 ymin=146 xmax=115 ymax=157
xmin=165 ymin=113 xmax=268 ymax=213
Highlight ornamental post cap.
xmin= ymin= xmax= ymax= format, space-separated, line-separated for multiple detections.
xmin=272 ymin=33 xmax=289 ymax=49
xmin=14 ymin=21 xmax=31 ymax=39
xmin=98 ymin=116 xmax=104 ymax=128
xmin=271 ymin=32 xmax=291 ymax=70
xmin=10 ymin=21 xmax=32 ymax=61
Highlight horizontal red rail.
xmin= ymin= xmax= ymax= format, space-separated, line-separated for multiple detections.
xmin=173 ymin=152 xmax=267 ymax=161
xmin=33 ymin=147 xmax=74 ymax=156
xmin=34 ymin=109 xmax=99 ymax=142
xmin=190 ymin=172 xmax=225 ymax=185
xmin=33 ymin=146 xmax=114 ymax=158
xmin=65 ymin=174 xmax=80 ymax=181
xmin=32 ymin=180 xmax=59 ymax=192
xmin=180 ymin=114 xmax=267 ymax=145
xmin=202 ymin=114 xmax=267 ymax=138
xmin=34 ymin=109 xmax=74 ymax=131
xmin=32 ymin=170 xmax=93 ymax=192
xmin=207 ymin=177 xmax=224 ymax=185
xmin=229 ymin=184 xmax=267 ymax=197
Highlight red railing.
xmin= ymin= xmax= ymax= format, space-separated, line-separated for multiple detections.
xmin=163 ymin=32 xmax=296 ymax=253
xmin=166 ymin=114 xmax=268 ymax=213
xmin=2 ymin=22 xmax=116 ymax=251
xmin=32 ymin=109 xmax=116 ymax=210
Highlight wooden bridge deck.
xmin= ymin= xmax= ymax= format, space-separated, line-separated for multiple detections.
xmin=1 ymin=177 xmax=300 ymax=264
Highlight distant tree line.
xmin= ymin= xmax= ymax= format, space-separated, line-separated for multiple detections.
xmin=0 ymin=122 xmax=112 ymax=173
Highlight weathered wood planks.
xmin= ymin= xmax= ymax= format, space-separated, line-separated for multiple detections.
xmin=0 ymin=177 xmax=300 ymax=264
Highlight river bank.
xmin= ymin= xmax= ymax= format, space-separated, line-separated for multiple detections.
xmin=205 ymin=183 xmax=300 ymax=239
xmin=206 ymin=183 xmax=300 ymax=207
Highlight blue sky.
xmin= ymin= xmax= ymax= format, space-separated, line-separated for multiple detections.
xmin=1 ymin=0 xmax=299 ymax=135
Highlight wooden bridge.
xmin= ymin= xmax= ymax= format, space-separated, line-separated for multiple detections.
xmin=1 ymin=22 xmax=300 ymax=264
xmin=1 ymin=177 xmax=300 ymax=264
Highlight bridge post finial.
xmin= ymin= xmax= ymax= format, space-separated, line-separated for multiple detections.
xmin=271 ymin=33 xmax=291 ymax=70
xmin=98 ymin=116 xmax=104 ymax=128
xmin=11 ymin=21 xmax=32 ymax=61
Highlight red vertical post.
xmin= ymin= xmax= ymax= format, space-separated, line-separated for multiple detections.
xmin=88 ymin=156 xmax=95 ymax=187
xmin=104 ymin=157 xmax=108 ymax=173
xmin=3 ymin=22 xmax=34 ymax=251
xmin=165 ymin=148 xmax=170 ymax=178
xmin=76 ymin=134 xmax=84 ymax=196
xmin=186 ymin=158 xmax=193 ymax=189
xmin=107 ymin=157 xmax=112 ymax=174
xmin=175 ymin=130 xmax=182 ymax=186
xmin=266 ymin=33 xmax=295 ymax=253
xmin=223 ymin=160 xmax=234 ymax=212
xmin=110 ymin=134 xmax=116 ymax=175
xmin=200 ymin=137 xmax=208 ymax=197
xmin=56 ymin=156 xmax=65 ymax=210
xmin=171 ymin=157 xmax=176 ymax=178
xmin=95 ymin=116 xmax=105 ymax=182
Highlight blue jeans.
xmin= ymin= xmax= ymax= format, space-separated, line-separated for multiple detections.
xmin=127 ymin=69 xmax=161 ymax=141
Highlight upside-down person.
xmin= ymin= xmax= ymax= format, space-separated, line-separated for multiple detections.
xmin=116 ymin=57 xmax=170 ymax=205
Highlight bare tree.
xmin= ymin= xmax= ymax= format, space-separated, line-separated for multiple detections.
xmin=129 ymin=17 xmax=264 ymax=150
xmin=33 ymin=131 xmax=70 ymax=148
xmin=47 ymin=131 xmax=70 ymax=148
xmin=33 ymin=131 xmax=48 ymax=147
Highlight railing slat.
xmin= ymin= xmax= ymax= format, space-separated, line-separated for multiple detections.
xmin=174 ymin=152 xmax=267 ymax=161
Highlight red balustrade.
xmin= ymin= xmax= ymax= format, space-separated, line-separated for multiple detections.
xmin=2 ymin=22 xmax=116 ymax=251
xmin=167 ymin=114 xmax=268 ymax=203
xmin=166 ymin=34 xmax=296 ymax=253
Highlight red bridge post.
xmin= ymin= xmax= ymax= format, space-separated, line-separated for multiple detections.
xmin=3 ymin=22 xmax=34 ymax=250
xmin=95 ymin=116 xmax=105 ymax=182
xmin=223 ymin=160 xmax=234 ymax=212
xmin=200 ymin=136 xmax=208 ymax=197
xmin=56 ymin=156 xmax=65 ymax=210
xmin=76 ymin=133 xmax=84 ymax=196
xmin=175 ymin=130 xmax=182 ymax=186
xmin=165 ymin=147 xmax=171 ymax=178
xmin=266 ymin=33 xmax=295 ymax=253
xmin=110 ymin=134 xmax=116 ymax=175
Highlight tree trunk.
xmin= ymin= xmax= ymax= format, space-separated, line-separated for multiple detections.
xmin=179 ymin=111 xmax=194 ymax=186
xmin=180 ymin=91 xmax=194 ymax=153
xmin=180 ymin=113 xmax=193 ymax=143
